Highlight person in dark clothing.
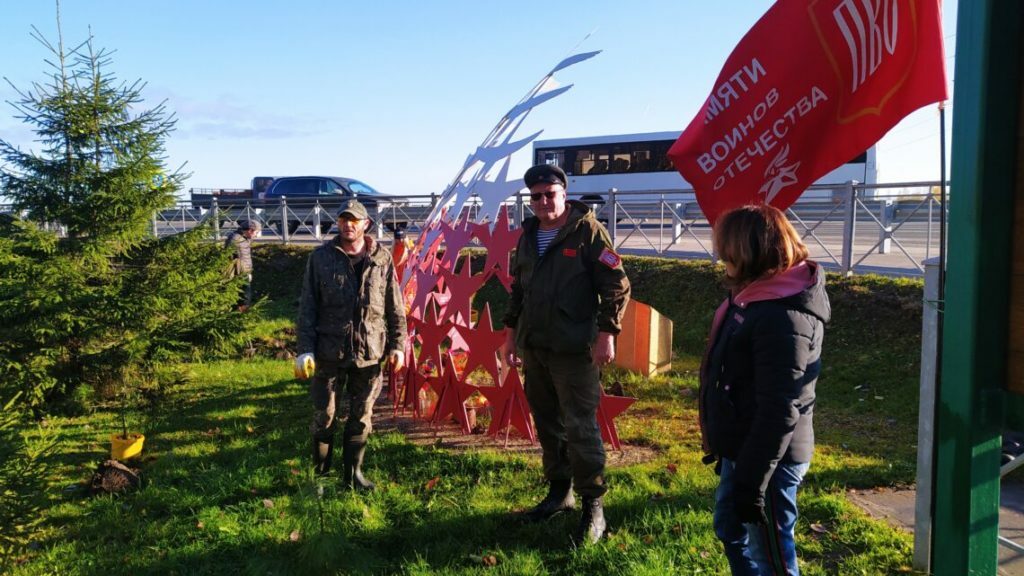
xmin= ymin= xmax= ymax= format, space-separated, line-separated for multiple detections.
xmin=224 ymin=219 xmax=261 ymax=310
xmin=503 ymin=164 xmax=631 ymax=544
xmin=296 ymin=199 xmax=406 ymax=490
xmin=699 ymin=204 xmax=830 ymax=575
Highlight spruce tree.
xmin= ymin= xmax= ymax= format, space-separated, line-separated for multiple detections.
xmin=0 ymin=27 xmax=248 ymax=411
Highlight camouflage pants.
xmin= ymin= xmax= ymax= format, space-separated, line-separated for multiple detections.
xmin=310 ymin=361 xmax=383 ymax=446
xmin=522 ymin=347 xmax=606 ymax=498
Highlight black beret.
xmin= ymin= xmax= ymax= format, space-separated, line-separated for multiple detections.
xmin=524 ymin=164 xmax=568 ymax=189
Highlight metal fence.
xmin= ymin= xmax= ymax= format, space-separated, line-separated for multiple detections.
xmin=580 ymin=180 xmax=945 ymax=276
xmin=1 ymin=180 xmax=945 ymax=276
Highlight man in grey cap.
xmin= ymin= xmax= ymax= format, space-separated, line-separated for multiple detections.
xmin=504 ymin=163 xmax=630 ymax=544
xmin=296 ymin=199 xmax=407 ymax=489
xmin=224 ymin=219 xmax=261 ymax=310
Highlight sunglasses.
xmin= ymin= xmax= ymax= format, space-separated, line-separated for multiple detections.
xmin=529 ymin=191 xmax=560 ymax=202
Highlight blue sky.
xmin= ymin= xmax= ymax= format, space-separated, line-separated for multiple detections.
xmin=0 ymin=1 xmax=957 ymax=198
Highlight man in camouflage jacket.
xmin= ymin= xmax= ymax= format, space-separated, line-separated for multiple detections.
xmin=297 ymin=199 xmax=406 ymax=489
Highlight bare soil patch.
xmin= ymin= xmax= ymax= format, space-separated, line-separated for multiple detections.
xmin=373 ymin=390 xmax=659 ymax=468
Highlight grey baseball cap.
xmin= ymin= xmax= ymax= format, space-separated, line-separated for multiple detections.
xmin=337 ymin=198 xmax=370 ymax=220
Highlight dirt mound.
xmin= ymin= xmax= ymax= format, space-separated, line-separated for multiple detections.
xmin=90 ymin=460 xmax=141 ymax=494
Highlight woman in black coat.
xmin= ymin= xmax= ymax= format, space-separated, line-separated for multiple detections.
xmin=700 ymin=204 xmax=830 ymax=575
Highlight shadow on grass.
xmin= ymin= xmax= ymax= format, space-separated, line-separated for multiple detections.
xmin=36 ymin=374 xmax=733 ymax=576
xmin=38 ymin=435 xmax=726 ymax=575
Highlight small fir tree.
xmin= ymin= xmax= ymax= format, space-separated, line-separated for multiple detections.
xmin=0 ymin=26 xmax=248 ymax=411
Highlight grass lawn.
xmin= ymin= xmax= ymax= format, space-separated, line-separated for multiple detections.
xmin=5 ymin=248 xmax=925 ymax=575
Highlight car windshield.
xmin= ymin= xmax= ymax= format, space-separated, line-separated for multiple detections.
xmin=348 ymin=181 xmax=382 ymax=196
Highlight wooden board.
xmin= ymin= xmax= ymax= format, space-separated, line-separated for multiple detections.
xmin=613 ymin=300 xmax=673 ymax=378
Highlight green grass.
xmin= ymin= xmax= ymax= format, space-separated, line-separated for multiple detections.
xmin=4 ymin=247 xmax=926 ymax=574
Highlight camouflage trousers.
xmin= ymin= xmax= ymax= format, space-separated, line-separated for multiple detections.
xmin=310 ymin=361 xmax=383 ymax=446
xmin=521 ymin=347 xmax=606 ymax=498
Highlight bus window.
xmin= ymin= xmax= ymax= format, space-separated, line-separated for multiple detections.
xmin=537 ymin=150 xmax=564 ymax=168
xmin=575 ymin=149 xmax=595 ymax=176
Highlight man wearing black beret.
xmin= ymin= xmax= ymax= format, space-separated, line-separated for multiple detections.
xmin=503 ymin=163 xmax=631 ymax=544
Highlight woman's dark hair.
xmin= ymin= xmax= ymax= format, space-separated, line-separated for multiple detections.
xmin=713 ymin=204 xmax=809 ymax=287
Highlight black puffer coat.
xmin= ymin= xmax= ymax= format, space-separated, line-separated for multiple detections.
xmin=699 ymin=261 xmax=830 ymax=495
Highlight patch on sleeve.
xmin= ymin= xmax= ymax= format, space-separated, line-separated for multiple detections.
xmin=562 ymin=248 xmax=577 ymax=258
xmin=598 ymin=247 xmax=622 ymax=269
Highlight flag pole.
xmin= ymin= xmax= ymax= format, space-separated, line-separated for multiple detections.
xmin=928 ymin=100 xmax=948 ymax=571
xmin=938 ymin=101 xmax=947 ymax=312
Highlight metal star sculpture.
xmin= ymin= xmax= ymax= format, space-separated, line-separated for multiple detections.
xmin=478 ymin=367 xmax=535 ymax=446
xmin=397 ymin=343 xmax=427 ymax=418
xmin=596 ymin=388 xmax=637 ymax=451
xmin=410 ymin=301 xmax=452 ymax=377
xmin=453 ymin=304 xmax=506 ymax=387
xmin=480 ymin=206 xmax=522 ymax=292
xmin=408 ymin=265 xmax=440 ymax=320
xmin=428 ymin=352 xmax=476 ymax=434
xmin=419 ymin=49 xmax=600 ymax=232
xmin=438 ymin=254 xmax=487 ymax=327
xmin=438 ymin=215 xmax=474 ymax=271
xmin=389 ymin=47 xmax=603 ymax=450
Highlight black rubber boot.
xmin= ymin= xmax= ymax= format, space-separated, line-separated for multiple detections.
xmin=313 ymin=440 xmax=334 ymax=477
xmin=523 ymin=480 xmax=575 ymax=523
xmin=342 ymin=442 xmax=375 ymax=491
xmin=574 ymin=496 xmax=606 ymax=544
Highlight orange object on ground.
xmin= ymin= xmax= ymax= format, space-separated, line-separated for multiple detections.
xmin=613 ymin=300 xmax=673 ymax=377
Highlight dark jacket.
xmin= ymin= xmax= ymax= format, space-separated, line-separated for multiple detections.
xmin=297 ymin=235 xmax=407 ymax=368
xmin=699 ymin=261 xmax=830 ymax=495
xmin=503 ymin=200 xmax=630 ymax=353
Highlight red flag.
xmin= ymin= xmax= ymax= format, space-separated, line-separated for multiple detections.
xmin=668 ymin=0 xmax=948 ymax=224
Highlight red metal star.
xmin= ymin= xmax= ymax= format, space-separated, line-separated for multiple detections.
xmin=429 ymin=279 xmax=451 ymax=324
xmin=428 ymin=352 xmax=476 ymax=434
xmin=470 ymin=218 xmax=491 ymax=247
xmin=480 ymin=206 xmax=521 ymax=292
xmin=408 ymin=265 xmax=440 ymax=319
xmin=596 ymin=388 xmax=636 ymax=451
xmin=396 ymin=344 xmax=428 ymax=418
xmin=438 ymin=254 xmax=487 ymax=327
xmin=479 ymin=367 xmax=535 ymax=446
xmin=439 ymin=214 xmax=474 ymax=271
xmin=453 ymin=303 xmax=506 ymax=387
xmin=410 ymin=302 xmax=452 ymax=378
xmin=421 ymin=229 xmax=446 ymax=273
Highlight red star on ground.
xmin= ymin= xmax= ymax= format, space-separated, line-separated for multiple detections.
xmin=397 ymin=345 xmax=429 ymax=418
xmin=480 ymin=206 xmax=521 ymax=292
xmin=479 ymin=367 xmax=535 ymax=446
xmin=453 ymin=304 xmax=506 ymax=387
xmin=438 ymin=254 xmax=487 ymax=327
xmin=428 ymin=353 xmax=476 ymax=434
xmin=597 ymin=388 xmax=636 ymax=451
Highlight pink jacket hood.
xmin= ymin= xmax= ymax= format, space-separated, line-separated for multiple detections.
xmin=732 ymin=261 xmax=816 ymax=308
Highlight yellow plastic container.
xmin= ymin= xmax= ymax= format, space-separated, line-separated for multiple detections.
xmin=294 ymin=355 xmax=315 ymax=379
xmin=110 ymin=433 xmax=145 ymax=460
